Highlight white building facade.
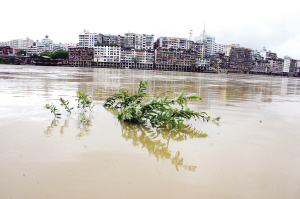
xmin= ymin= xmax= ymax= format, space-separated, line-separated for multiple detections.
xmin=124 ymin=33 xmax=154 ymax=50
xmin=214 ymin=43 xmax=225 ymax=54
xmin=94 ymin=45 xmax=121 ymax=63
xmin=156 ymin=37 xmax=188 ymax=50
xmin=79 ymin=30 xmax=101 ymax=48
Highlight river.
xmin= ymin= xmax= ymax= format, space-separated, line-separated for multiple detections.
xmin=0 ymin=65 xmax=300 ymax=199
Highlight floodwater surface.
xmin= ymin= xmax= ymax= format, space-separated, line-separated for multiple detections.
xmin=0 ymin=65 xmax=300 ymax=199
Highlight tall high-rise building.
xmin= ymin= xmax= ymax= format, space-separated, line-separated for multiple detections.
xmin=194 ymin=26 xmax=215 ymax=56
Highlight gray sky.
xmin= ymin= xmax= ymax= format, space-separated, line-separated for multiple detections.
xmin=2 ymin=0 xmax=300 ymax=59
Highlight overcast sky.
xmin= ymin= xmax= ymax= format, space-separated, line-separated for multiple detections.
xmin=1 ymin=0 xmax=300 ymax=59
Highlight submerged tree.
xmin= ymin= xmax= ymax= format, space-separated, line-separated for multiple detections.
xmin=104 ymin=80 xmax=220 ymax=128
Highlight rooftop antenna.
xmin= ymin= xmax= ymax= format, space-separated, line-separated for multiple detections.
xmin=189 ymin=29 xmax=193 ymax=41
xmin=201 ymin=22 xmax=208 ymax=36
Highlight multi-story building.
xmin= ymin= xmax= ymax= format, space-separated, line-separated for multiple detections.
xmin=102 ymin=34 xmax=125 ymax=46
xmin=53 ymin=43 xmax=64 ymax=52
xmin=121 ymin=49 xmax=154 ymax=69
xmin=296 ymin=60 xmax=300 ymax=72
xmin=4 ymin=38 xmax=34 ymax=49
xmin=268 ymin=58 xmax=284 ymax=72
xmin=155 ymin=48 xmax=197 ymax=71
xmin=41 ymin=35 xmax=53 ymax=52
xmin=214 ymin=43 xmax=225 ymax=54
xmin=79 ymin=30 xmax=101 ymax=48
xmin=94 ymin=45 xmax=121 ymax=63
xmin=260 ymin=47 xmax=277 ymax=60
xmin=225 ymin=45 xmax=254 ymax=70
xmin=252 ymin=60 xmax=271 ymax=73
xmin=0 ymin=46 xmax=13 ymax=55
xmin=26 ymin=42 xmax=47 ymax=55
xmin=251 ymin=50 xmax=263 ymax=61
xmin=196 ymin=56 xmax=210 ymax=70
xmin=124 ymin=33 xmax=154 ymax=50
xmin=62 ymin=43 xmax=78 ymax=51
xmin=188 ymin=41 xmax=207 ymax=58
xmin=0 ymin=41 xmax=8 ymax=46
xmin=209 ymin=53 xmax=230 ymax=70
xmin=283 ymin=56 xmax=296 ymax=73
xmin=156 ymin=37 xmax=188 ymax=50
xmin=69 ymin=47 xmax=94 ymax=66
xmin=26 ymin=46 xmax=38 ymax=55
xmin=194 ymin=27 xmax=215 ymax=56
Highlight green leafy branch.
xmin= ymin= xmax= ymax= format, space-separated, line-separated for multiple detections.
xmin=46 ymin=91 xmax=94 ymax=125
xmin=104 ymin=80 xmax=220 ymax=128
xmin=45 ymin=104 xmax=61 ymax=118
xmin=76 ymin=91 xmax=94 ymax=112
xmin=59 ymin=97 xmax=74 ymax=113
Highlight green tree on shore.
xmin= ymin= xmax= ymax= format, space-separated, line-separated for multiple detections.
xmin=16 ymin=49 xmax=26 ymax=56
xmin=39 ymin=50 xmax=68 ymax=59
xmin=52 ymin=50 xmax=68 ymax=59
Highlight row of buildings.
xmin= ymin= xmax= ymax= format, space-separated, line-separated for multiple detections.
xmin=68 ymin=29 xmax=299 ymax=74
xmin=1 ymin=29 xmax=299 ymax=74
xmin=0 ymin=36 xmax=77 ymax=55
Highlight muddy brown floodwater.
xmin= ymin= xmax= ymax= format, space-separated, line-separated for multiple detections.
xmin=0 ymin=65 xmax=300 ymax=199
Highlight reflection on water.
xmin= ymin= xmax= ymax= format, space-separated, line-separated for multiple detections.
xmin=77 ymin=113 xmax=92 ymax=139
xmin=44 ymin=118 xmax=59 ymax=137
xmin=120 ymin=121 xmax=207 ymax=171
xmin=44 ymin=112 xmax=93 ymax=138
xmin=60 ymin=115 xmax=70 ymax=135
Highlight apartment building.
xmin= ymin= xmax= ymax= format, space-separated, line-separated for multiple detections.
xmin=283 ymin=56 xmax=296 ymax=73
xmin=69 ymin=47 xmax=94 ymax=66
xmin=209 ymin=53 xmax=230 ymax=70
xmin=155 ymin=48 xmax=197 ymax=71
xmin=79 ymin=30 xmax=101 ymax=47
xmin=41 ymin=35 xmax=53 ymax=52
xmin=26 ymin=41 xmax=47 ymax=55
xmin=268 ymin=59 xmax=284 ymax=72
xmin=196 ymin=57 xmax=210 ymax=69
xmin=188 ymin=41 xmax=207 ymax=58
xmin=260 ymin=47 xmax=277 ymax=60
xmin=252 ymin=60 xmax=271 ymax=73
xmin=94 ymin=45 xmax=121 ymax=63
xmin=121 ymin=49 xmax=154 ymax=69
xmin=62 ymin=43 xmax=78 ymax=51
xmin=225 ymin=45 xmax=254 ymax=70
xmin=214 ymin=43 xmax=225 ymax=54
xmin=251 ymin=50 xmax=263 ymax=61
xmin=53 ymin=43 xmax=64 ymax=52
xmin=296 ymin=60 xmax=300 ymax=72
xmin=1 ymin=38 xmax=34 ymax=49
xmin=156 ymin=37 xmax=188 ymax=50
xmin=124 ymin=33 xmax=154 ymax=50
xmin=0 ymin=41 xmax=8 ymax=46
xmin=102 ymin=34 xmax=125 ymax=46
